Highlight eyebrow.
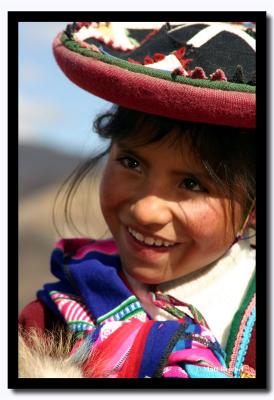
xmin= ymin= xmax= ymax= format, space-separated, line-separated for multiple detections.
xmin=116 ymin=143 xmax=212 ymax=181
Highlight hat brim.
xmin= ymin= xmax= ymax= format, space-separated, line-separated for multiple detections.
xmin=53 ymin=33 xmax=255 ymax=128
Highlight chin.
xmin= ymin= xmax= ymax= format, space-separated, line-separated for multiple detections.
xmin=125 ymin=268 xmax=168 ymax=286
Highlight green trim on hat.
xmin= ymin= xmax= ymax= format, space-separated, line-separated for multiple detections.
xmin=62 ymin=33 xmax=256 ymax=94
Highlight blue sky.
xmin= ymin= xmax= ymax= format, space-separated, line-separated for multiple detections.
xmin=19 ymin=22 xmax=112 ymax=156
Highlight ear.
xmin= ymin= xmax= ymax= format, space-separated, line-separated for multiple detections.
xmin=248 ymin=206 xmax=256 ymax=229
xmin=236 ymin=203 xmax=256 ymax=241
xmin=245 ymin=205 xmax=256 ymax=247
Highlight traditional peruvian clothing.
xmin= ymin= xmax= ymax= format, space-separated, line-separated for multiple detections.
xmin=19 ymin=238 xmax=256 ymax=378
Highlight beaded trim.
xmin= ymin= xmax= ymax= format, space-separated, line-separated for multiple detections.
xmin=228 ymin=294 xmax=256 ymax=377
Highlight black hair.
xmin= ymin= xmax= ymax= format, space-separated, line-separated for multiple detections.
xmin=53 ymin=105 xmax=256 ymax=236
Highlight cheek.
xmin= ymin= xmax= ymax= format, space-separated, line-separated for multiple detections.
xmin=99 ymin=164 xmax=129 ymax=217
xmin=100 ymin=166 xmax=116 ymax=215
xmin=181 ymin=200 xmax=237 ymax=244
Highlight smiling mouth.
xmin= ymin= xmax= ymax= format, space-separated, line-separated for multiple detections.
xmin=127 ymin=226 xmax=177 ymax=248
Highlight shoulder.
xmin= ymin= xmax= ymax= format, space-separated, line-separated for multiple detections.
xmin=19 ymin=238 xmax=120 ymax=333
xmin=19 ymin=299 xmax=65 ymax=333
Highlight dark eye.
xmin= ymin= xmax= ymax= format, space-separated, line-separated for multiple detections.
xmin=117 ymin=156 xmax=142 ymax=172
xmin=180 ymin=177 xmax=206 ymax=192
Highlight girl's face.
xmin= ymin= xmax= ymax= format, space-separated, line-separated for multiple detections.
xmin=100 ymin=131 xmax=244 ymax=284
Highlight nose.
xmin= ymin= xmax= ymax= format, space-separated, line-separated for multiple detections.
xmin=130 ymin=195 xmax=173 ymax=226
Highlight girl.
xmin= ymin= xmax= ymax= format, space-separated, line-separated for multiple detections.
xmin=19 ymin=21 xmax=256 ymax=379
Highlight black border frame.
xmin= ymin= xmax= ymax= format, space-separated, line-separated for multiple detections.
xmin=10 ymin=10 xmax=267 ymax=390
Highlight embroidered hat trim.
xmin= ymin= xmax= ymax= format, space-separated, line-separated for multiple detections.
xmin=61 ymin=33 xmax=256 ymax=94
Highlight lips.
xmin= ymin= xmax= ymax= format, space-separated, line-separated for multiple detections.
xmin=122 ymin=225 xmax=178 ymax=267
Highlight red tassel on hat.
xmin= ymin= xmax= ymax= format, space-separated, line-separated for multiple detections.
xmin=171 ymin=66 xmax=188 ymax=78
xmin=144 ymin=55 xmax=155 ymax=65
xmin=210 ymin=69 xmax=227 ymax=81
xmin=190 ymin=67 xmax=208 ymax=80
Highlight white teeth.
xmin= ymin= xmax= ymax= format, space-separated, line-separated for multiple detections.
xmin=128 ymin=227 xmax=175 ymax=247
xmin=144 ymin=237 xmax=154 ymax=245
xmin=135 ymin=232 xmax=144 ymax=242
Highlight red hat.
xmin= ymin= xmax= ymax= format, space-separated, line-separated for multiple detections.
xmin=53 ymin=22 xmax=256 ymax=128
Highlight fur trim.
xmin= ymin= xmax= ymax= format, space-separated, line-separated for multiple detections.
xmin=18 ymin=328 xmax=83 ymax=378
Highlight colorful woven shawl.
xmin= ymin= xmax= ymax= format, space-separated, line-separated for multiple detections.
xmin=37 ymin=238 xmax=236 ymax=378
